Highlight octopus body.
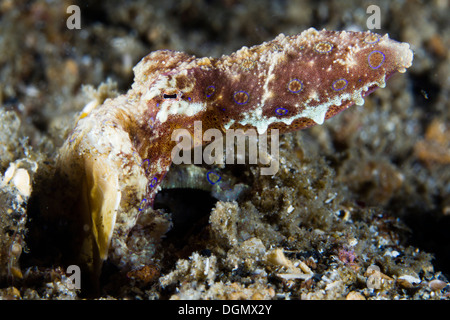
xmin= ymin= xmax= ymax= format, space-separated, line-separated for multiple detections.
xmin=56 ymin=28 xmax=413 ymax=273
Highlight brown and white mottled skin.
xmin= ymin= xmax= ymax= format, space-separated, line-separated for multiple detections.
xmin=56 ymin=28 xmax=413 ymax=271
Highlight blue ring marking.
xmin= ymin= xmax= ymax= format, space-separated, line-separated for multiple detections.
xmin=314 ymin=41 xmax=333 ymax=54
xmin=138 ymin=198 xmax=147 ymax=211
xmin=207 ymin=171 xmax=222 ymax=185
xmin=287 ymin=79 xmax=303 ymax=93
xmin=368 ymin=50 xmax=386 ymax=70
xmin=141 ymin=159 xmax=151 ymax=174
xmin=275 ymin=107 xmax=288 ymax=116
xmin=205 ymin=85 xmax=216 ymax=98
xmin=233 ymin=91 xmax=250 ymax=105
xmin=149 ymin=177 xmax=158 ymax=188
xmin=364 ymin=34 xmax=380 ymax=44
xmin=332 ymin=78 xmax=348 ymax=91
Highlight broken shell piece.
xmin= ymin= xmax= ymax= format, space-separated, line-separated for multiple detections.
xmin=277 ymin=273 xmax=314 ymax=281
xmin=12 ymin=168 xmax=31 ymax=197
xmin=266 ymin=248 xmax=314 ymax=281
xmin=397 ymin=275 xmax=421 ymax=289
xmin=266 ymin=248 xmax=295 ymax=270
xmin=346 ymin=291 xmax=366 ymax=300
xmin=428 ymin=279 xmax=447 ymax=291
xmin=1 ymin=163 xmax=31 ymax=197
xmin=1 ymin=163 xmax=16 ymax=186
xmin=83 ymin=154 xmax=122 ymax=261
xmin=398 ymin=274 xmax=421 ymax=284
